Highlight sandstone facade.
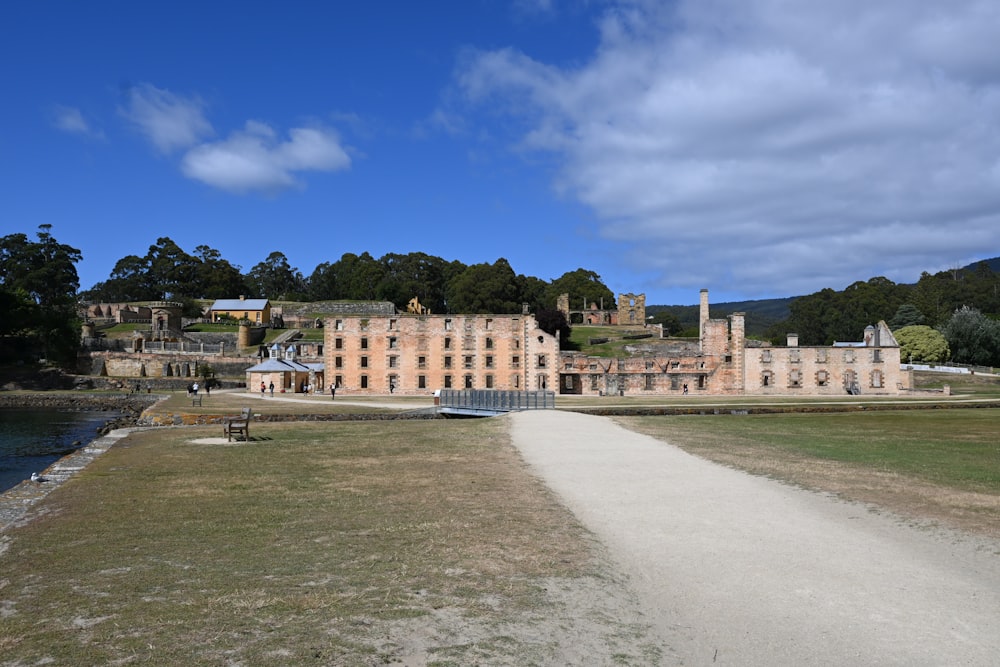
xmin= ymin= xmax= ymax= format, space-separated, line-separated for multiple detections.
xmin=322 ymin=313 xmax=560 ymax=395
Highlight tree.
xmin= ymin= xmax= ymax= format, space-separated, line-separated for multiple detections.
xmin=535 ymin=308 xmax=571 ymax=348
xmin=0 ymin=225 xmax=81 ymax=307
xmin=889 ymin=304 xmax=925 ymax=330
xmin=247 ymin=252 xmax=306 ymax=300
xmin=649 ymin=311 xmax=682 ymax=336
xmin=894 ymin=325 xmax=950 ymax=364
xmin=445 ymin=258 xmax=522 ymax=313
xmin=544 ymin=269 xmax=615 ymax=312
xmin=941 ymin=306 xmax=1000 ymax=366
xmin=193 ymin=245 xmax=247 ymax=299
xmin=0 ymin=225 xmax=82 ymax=365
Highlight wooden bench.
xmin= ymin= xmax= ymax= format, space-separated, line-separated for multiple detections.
xmin=191 ymin=395 xmax=203 ymax=407
xmin=223 ymin=407 xmax=252 ymax=442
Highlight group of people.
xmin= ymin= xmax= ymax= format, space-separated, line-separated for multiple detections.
xmin=187 ymin=381 xmax=209 ymax=396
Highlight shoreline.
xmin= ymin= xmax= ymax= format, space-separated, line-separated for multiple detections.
xmin=0 ymin=393 xmax=160 ymax=532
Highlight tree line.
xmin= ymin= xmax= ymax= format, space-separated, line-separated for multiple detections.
xmin=775 ymin=266 xmax=1000 ymax=366
xmin=2 ymin=226 xmax=998 ymax=368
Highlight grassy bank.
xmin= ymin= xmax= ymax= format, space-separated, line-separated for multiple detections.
xmin=619 ymin=407 xmax=1000 ymax=537
xmin=0 ymin=419 xmax=656 ymax=665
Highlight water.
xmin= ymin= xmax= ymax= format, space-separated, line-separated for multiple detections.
xmin=0 ymin=408 xmax=119 ymax=493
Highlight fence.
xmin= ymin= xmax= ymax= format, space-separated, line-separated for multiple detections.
xmin=438 ymin=389 xmax=556 ymax=414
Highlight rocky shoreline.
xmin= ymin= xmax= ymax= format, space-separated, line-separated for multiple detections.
xmin=0 ymin=392 xmax=159 ymax=434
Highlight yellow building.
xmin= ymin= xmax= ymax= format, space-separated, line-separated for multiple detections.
xmin=208 ymin=297 xmax=271 ymax=324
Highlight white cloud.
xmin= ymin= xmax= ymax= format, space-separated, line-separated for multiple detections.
xmin=180 ymin=121 xmax=350 ymax=194
xmin=455 ymin=0 xmax=1000 ymax=297
xmin=52 ymin=105 xmax=103 ymax=139
xmin=120 ymin=83 xmax=213 ymax=154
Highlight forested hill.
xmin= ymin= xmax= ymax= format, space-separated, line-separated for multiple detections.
xmin=647 ymin=255 xmax=1000 ymax=340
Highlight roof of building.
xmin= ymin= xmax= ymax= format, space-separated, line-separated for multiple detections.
xmin=210 ymin=298 xmax=270 ymax=311
xmin=245 ymin=358 xmax=315 ymax=373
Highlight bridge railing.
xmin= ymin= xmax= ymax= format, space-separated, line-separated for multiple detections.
xmin=438 ymin=389 xmax=555 ymax=412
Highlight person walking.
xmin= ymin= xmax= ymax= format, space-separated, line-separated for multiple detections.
xmin=330 ymin=382 xmax=336 ymax=401
xmin=269 ymin=381 xmax=275 ymax=397
xmin=260 ymin=381 xmax=266 ymax=396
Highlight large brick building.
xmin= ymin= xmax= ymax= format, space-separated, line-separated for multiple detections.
xmin=322 ymin=312 xmax=560 ymax=394
xmin=321 ymin=289 xmax=906 ymax=397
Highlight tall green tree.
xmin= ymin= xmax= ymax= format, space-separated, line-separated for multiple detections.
xmin=445 ymin=258 xmax=522 ymax=313
xmin=941 ymin=306 xmax=1000 ymax=366
xmin=247 ymin=252 xmax=306 ymax=301
xmin=193 ymin=245 xmax=248 ymax=299
xmin=544 ymin=269 xmax=615 ymax=312
xmin=0 ymin=225 xmax=82 ymax=365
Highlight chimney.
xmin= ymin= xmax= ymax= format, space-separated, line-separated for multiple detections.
xmin=787 ymin=333 xmax=799 ymax=347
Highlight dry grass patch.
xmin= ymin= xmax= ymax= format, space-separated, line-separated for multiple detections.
xmin=0 ymin=419 xmax=660 ymax=665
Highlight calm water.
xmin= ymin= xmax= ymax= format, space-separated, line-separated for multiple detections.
xmin=0 ymin=408 xmax=118 ymax=493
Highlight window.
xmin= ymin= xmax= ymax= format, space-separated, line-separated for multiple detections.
xmin=418 ymin=375 xmax=426 ymax=389
xmin=360 ymin=356 xmax=368 ymax=368
xmin=537 ymin=374 xmax=547 ymax=389
xmin=513 ymin=338 xmax=520 ymax=349
xmin=670 ymin=376 xmax=680 ymax=390
xmin=872 ymin=349 xmax=882 ymax=363
xmin=645 ymin=361 xmax=654 ymax=370
xmin=464 ymin=355 xmax=474 ymax=369
xmin=389 ymin=318 xmax=397 ymax=330
xmin=444 ymin=375 xmax=452 ymax=388
xmin=844 ymin=350 xmax=855 ymax=363
xmin=388 ymin=356 xmax=398 ymax=368
xmin=360 ymin=337 xmax=368 ymax=350
xmin=816 ymin=350 xmax=827 ymax=363
xmin=486 ymin=318 xmax=493 ymax=330
xmin=512 ymin=355 xmax=520 ymax=369
xmin=335 ymin=356 xmax=343 ymax=369
xmin=537 ymin=354 xmax=547 ymax=368
xmin=817 ymin=370 xmax=829 ymax=386
xmin=485 ymin=355 xmax=494 ymax=368
xmin=485 ymin=375 xmax=494 ymax=388
xmin=762 ymin=371 xmax=773 ymax=387
xmin=645 ymin=374 xmax=655 ymax=390
xmin=761 ymin=350 xmax=772 ymax=363
xmin=417 ymin=355 xmax=427 ymax=369
xmin=871 ymin=370 xmax=883 ymax=388
xmin=335 ymin=374 xmax=343 ymax=388
xmin=360 ymin=375 xmax=368 ymax=389
xmin=443 ymin=356 xmax=452 ymax=369
xmin=335 ymin=338 xmax=343 ymax=350
xmin=789 ymin=351 xmax=800 ymax=363
xmin=335 ymin=319 xmax=344 ymax=331
xmin=591 ymin=375 xmax=600 ymax=390
xmin=789 ymin=370 xmax=802 ymax=387
xmin=444 ymin=319 xmax=452 ymax=331
xmin=564 ymin=375 xmax=574 ymax=390
xmin=512 ymin=374 xmax=521 ymax=389
xmin=389 ymin=337 xmax=398 ymax=349
xmin=444 ymin=337 xmax=452 ymax=349
xmin=464 ymin=375 xmax=473 ymax=389
xmin=485 ymin=337 xmax=494 ymax=349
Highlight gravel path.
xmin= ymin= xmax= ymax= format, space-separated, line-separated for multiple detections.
xmin=509 ymin=410 xmax=1000 ymax=666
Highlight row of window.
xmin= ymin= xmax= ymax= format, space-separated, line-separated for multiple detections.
xmin=332 ymin=317 xmax=520 ymax=332
xmin=332 ymin=336 xmax=515 ymax=351
xmin=760 ymin=369 xmax=884 ymax=388
xmin=760 ymin=349 xmax=883 ymax=363
xmin=331 ymin=354 xmax=546 ymax=369
xmin=330 ymin=373 xmax=548 ymax=390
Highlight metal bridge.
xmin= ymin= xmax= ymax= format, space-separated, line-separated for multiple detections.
xmin=437 ymin=389 xmax=556 ymax=416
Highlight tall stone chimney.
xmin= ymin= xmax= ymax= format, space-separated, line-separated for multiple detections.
xmin=699 ymin=289 xmax=709 ymax=351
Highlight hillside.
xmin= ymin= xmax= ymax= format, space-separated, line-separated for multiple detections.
xmin=647 ymin=255 xmax=1000 ymax=337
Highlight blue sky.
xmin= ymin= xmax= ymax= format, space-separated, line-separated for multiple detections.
xmin=2 ymin=0 xmax=998 ymax=306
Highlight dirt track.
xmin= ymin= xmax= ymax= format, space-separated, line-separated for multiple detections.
xmin=509 ymin=410 xmax=1000 ymax=666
